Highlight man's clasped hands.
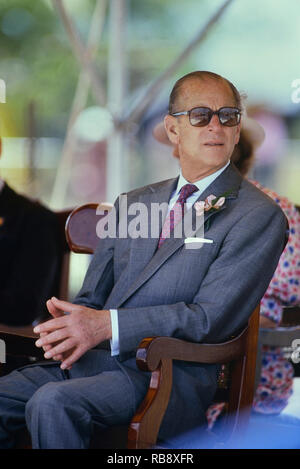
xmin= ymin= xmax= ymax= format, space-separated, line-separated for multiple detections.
xmin=34 ymin=297 xmax=112 ymax=370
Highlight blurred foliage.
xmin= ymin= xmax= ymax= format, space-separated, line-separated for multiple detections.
xmin=0 ymin=0 xmax=96 ymax=137
xmin=0 ymin=0 xmax=221 ymax=138
xmin=1 ymin=0 xmax=300 ymax=140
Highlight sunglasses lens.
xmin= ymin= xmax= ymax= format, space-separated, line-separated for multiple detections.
xmin=219 ymin=108 xmax=240 ymax=126
xmin=189 ymin=108 xmax=211 ymax=127
xmin=185 ymin=107 xmax=241 ymax=127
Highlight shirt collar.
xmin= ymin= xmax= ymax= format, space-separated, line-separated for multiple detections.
xmin=175 ymin=160 xmax=230 ymax=197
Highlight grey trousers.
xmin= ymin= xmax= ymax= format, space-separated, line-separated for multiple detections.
xmin=0 ymin=349 xmax=150 ymax=449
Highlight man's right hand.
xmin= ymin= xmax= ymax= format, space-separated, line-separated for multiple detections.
xmin=38 ymin=298 xmax=66 ymax=362
xmin=34 ymin=297 xmax=112 ymax=371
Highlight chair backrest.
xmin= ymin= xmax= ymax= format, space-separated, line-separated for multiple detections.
xmin=65 ymin=203 xmax=112 ymax=254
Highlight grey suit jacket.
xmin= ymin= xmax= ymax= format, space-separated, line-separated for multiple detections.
xmin=74 ymin=163 xmax=288 ymax=439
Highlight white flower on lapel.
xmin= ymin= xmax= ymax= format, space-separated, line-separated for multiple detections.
xmin=194 ymin=194 xmax=225 ymax=216
xmin=194 ymin=201 xmax=205 ymax=216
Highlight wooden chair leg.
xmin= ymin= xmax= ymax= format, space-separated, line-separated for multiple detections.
xmin=128 ymin=358 xmax=173 ymax=449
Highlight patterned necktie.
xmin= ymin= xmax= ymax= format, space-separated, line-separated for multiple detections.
xmin=158 ymin=183 xmax=198 ymax=249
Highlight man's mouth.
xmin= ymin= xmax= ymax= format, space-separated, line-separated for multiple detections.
xmin=204 ymin=142 xmax=224 ymax=146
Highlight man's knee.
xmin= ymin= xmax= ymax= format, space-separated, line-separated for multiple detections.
xmin=24 ymin=381 xmax=92 ymax=448
xmin=25 ymin=381 xmax=67 ymax=422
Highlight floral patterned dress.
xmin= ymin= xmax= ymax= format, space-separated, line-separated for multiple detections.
xmin=206 ymin=181 xmax=300 ymax=429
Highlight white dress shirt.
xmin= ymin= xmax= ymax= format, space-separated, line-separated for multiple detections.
xmin=109 ymin=160 xmax=230 ymax=356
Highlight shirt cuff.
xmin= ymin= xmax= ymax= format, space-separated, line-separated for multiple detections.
xmin=109 ymin=309 xmax=120 ymax=356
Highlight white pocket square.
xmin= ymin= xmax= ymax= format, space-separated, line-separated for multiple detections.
xmin=184 ymin=237 xmax=213 ymax=244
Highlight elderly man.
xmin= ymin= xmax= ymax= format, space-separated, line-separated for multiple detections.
xmin=0 ymin=71 xmax=287 ymax=449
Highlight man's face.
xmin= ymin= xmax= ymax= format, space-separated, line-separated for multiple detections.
xmin=165 ymin=78 xmax=241 ymax=177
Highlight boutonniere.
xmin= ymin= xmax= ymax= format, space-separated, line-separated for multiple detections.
xmin=194 ymin=189 xmax=234 ymax=229
xmin=194 ymin=194 xmax=225 ymax=216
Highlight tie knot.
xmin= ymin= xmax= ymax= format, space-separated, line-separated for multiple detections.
xmin=177 ymin=184 xmax=198 ymax=204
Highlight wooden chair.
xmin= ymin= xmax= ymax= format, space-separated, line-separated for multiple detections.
xmin=0 ymin=203 xmax=261 ymax=449
xmin=128 ymin=306 xmax=260 ymax=449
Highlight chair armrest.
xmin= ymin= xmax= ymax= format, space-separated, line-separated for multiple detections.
xmin=136 ymin=328 xmax=248 ymax=372
xmin=129 ymin=308 xmax=259 ymax=449
xmin=0 ymin=330 xmax=44 ymax=360
xmin=128 ymin=330 xmax=248 ymax=449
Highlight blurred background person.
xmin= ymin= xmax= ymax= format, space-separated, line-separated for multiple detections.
xmin=246 ymin=106 xmax=289 ymax=190
xmin=0 ymin=136 xmax=62 ymax=327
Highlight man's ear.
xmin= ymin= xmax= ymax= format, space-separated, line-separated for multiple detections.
xmin=164 ymin=115 xmax=179 ymax=146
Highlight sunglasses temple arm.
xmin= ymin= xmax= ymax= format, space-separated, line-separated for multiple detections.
xmin=171 ymin=111 xmax=189 ymax=117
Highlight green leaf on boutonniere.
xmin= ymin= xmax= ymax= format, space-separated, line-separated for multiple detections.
xmin=211 ymin=188 xmax=234 ymax=207
xmin=204 ymin=188 xmax=234 ymax=229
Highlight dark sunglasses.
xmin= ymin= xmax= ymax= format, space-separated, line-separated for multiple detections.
xmin=170 ymin=106 xmax=241 ymax=127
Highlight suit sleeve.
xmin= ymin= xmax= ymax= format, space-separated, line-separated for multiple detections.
xmin=73 ymin=200 xmax=119 ymax=309
xmin=72 ymin=236 xmax=115 ymax=310
xmin=116 ymin=202 xmax=288 ymax=358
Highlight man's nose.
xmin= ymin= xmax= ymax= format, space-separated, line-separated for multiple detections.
xmin=207 ymin=113 xmax=222 ymax=131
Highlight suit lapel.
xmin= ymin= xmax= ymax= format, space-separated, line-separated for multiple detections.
xmin=117 ymin=163 xmax=243 ymax=307
xmin=119 ymin=177 xmax=178 ymax=293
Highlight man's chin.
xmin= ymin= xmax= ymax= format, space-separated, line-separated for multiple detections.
xmin=202 ymin=145 xmax=227 ymax=156
xmin=180 ymin=150 xmax=229 ymax=168
xmin=197 ymin=150 xmax=229 ymax=165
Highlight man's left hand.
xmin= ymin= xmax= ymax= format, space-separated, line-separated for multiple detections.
xmin=34 ymin=297 xmax=112 ymax=370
